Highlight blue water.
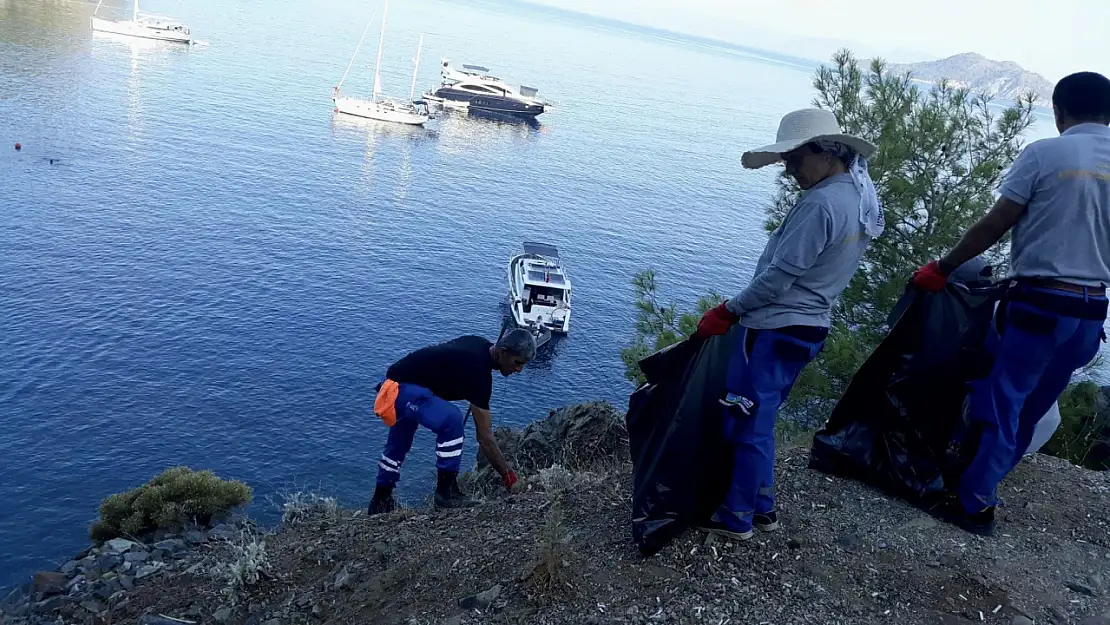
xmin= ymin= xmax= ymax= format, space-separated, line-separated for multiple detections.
xmin=0 ymin=0 xmax=1056 ymax=588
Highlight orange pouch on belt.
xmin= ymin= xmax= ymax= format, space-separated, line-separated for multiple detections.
xmin=374 ymin=379 xmax=400 ymax=427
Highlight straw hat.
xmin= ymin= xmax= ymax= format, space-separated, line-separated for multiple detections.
xmin=741 ymin=108 xmax=877 ymax=169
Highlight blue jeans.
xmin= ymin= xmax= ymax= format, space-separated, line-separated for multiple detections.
xmin=376 ymin=383 xmax=465 ymax=487
xmin=959 ymin=288 xmax=1105 ymax=513
xmin=717 ymin=325 xmax=826 ymax=531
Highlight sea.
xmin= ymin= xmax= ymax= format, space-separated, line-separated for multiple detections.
xmin=0 ymin=0 xmax=1058 ymax=588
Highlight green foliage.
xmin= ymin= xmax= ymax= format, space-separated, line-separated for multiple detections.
xmin=1044 ymin=382 xmax=1110 ymax=470
xmin=620 ymin=269 xmax=719 ymax=385
xmin=621 ymin=49 xmax=1036 ymax=424
xmin=90 ymin=467 xmax=253 ymax=541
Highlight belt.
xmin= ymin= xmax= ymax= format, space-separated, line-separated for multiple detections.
xmin=1017 ymin=278 xmax=1106 ymax=296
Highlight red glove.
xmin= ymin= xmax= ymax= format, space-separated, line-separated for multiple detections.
xmin=912 ymin=260 xmax=950 ymax=292
xmin=694 ymin=302 xmax=739 ymax=339
xmin=503 ymin=471 xmax=518 ymax=491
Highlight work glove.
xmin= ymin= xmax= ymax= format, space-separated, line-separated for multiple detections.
xmin=912 ymin=260 xmax=950 ymax=292
xmin=694 ymin=302 xmax=739 ymax=339
xmin=503 ymin=471 xmax=518 ymax=491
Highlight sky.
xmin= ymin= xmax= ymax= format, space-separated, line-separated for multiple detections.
xmin=525 ymin=0 xmax=1109 ymax=81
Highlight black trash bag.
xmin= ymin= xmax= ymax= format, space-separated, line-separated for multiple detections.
xmin=626 ymin=327 xmax=739 ymax=556
xmin=809 ymin=274 xmax=1004 ymax=505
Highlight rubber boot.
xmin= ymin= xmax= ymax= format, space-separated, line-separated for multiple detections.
xmin=434 ymin=470 xmax=477 ymax=509
xmin=368 ymin=485 xmax=397 ymax=516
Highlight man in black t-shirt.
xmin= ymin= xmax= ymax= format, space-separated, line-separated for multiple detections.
xmin=368 ymin=329 xmax=537 ymax=514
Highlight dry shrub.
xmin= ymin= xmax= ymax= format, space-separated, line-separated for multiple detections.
xmin=90 ymin=466 xmax=252 ymax=541
xmin=466 ymin=402 xmax=629 ymax=495
xmin=280 ymin=491 xmax=339 ymax=525
xmin=529 ymin=504 xmax=574 ymax=596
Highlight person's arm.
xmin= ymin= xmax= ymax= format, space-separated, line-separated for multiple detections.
xmin=938 ymin=144 xmax=1038 ymax=274
xmin=729 ymin=201 xmax=832 ymax=315
xmin=937 ymin=196 xmax=1027 ymax=273
xmin=725 ymin=265 xmax=799 ymax=317
xmin=470 ymin=405 xmax=511 ymax=478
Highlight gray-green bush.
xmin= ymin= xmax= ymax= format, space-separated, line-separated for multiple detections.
xmin=90 ymin=466 xmax=252 ymax=541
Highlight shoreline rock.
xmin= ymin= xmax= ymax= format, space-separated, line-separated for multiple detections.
xmin=3 ymin=516 xmax=257 ymax=625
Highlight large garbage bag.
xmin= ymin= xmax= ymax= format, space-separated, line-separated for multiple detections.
xmin=809 ymin=275 xmax=1005 ymax=504
xmin=626 ymin=327 xmax=739 ymax=556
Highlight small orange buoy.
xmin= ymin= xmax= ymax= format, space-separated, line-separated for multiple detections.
xmin=14 ymin=142 xmax=21 ymax=151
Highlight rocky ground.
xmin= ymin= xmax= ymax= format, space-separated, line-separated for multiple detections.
xmin=3 ymin=403 xmax=1110 ymax=625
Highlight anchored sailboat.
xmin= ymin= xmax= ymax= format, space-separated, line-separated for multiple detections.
xmin=332 ymin=0 xmax=429 ymax=126
xmin=91 ymin=0 xmax=193 ymax=44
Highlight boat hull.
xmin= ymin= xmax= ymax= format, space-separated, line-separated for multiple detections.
xmin=333 ymin=97 xmax=429 ymax=125
xmin=91 ymin=17 xmax=192 ymax=43
xmin=431 ymin=87 xmax=546 ymax=118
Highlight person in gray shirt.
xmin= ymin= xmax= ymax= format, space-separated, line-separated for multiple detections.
xmin=694 ymin=108 xmax=881 ymax=542
xmin=914 ymin=71 xmax=1110 ymax=536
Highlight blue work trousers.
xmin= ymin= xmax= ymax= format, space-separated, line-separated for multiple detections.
xmin=959 ymin=287 xmax=1105 ymax=512
xmin=717 ymin=325 xmax=826 ymax=531
xmin=376 ymin=383 xmax=465 ymax=487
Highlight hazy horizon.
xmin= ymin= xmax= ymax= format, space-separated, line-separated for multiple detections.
xmin=519 ymin=0 xmax=1109 ymax=82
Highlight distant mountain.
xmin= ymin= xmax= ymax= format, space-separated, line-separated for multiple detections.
xmin=885 ymin=53 xmax=1054 ymax=104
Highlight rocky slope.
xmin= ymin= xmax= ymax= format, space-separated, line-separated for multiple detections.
xmin=885 ymin=52 xmax=1054 ymax=103
xmin=3 ymin=403 xmax=1110 ymax=625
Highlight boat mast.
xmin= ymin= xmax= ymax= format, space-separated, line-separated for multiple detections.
xmin=132 ymin=0 xmax=139 ymax=21
xmin=409 ymin=33 xmax=424 ymax=101
xmin=372 ymin=0 xmax=389 ymax=100
xmin=335 ymin=3 xmax=380 ymax=96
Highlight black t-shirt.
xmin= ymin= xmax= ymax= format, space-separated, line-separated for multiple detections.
xmin=386 ymin=335 xmax=496 ymax=410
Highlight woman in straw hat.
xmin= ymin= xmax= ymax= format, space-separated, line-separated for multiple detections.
xmin=693 ymin=108 xmax=884 ymax=541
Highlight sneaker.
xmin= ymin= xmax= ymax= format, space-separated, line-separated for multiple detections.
xmin=696 ymin=513 xmax=754 ymax=541
xmin=754 ymin=511 xmax=781 ymax=532
xmin=930 ymin=499 xmax=996 ymax=537
xmin=434 ymin=471 xmax=478 ymax=509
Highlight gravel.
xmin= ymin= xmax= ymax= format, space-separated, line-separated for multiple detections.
xmin=5 ymin=404 xmax=1108 ymax=625
xmin=85 ymin=446 xmax=1109 ymax=625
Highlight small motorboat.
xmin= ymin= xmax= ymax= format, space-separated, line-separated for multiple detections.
xmin=508 ymin=242 xmax=571 ymax=343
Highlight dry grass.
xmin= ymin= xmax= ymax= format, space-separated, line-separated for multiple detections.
xmin=529 ymin=504 xmax=574 ymax=596
xmin=280 ymin=491 xmax=339 ymax=526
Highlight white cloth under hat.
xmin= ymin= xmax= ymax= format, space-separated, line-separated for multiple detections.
xmin=744 ymin=108 xmax=884 ymax=238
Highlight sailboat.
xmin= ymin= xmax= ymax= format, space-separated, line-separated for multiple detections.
xmin=332 ymin=0 xmax=429 ymax=126
xmin=91 ymin=0 xmax=193 ymax=44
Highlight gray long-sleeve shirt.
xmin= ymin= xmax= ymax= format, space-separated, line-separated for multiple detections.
xmin=726 ymin=173 xmax=871 ymax=329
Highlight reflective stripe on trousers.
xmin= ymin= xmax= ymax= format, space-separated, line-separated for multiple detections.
xmin=375 ymin=383 xmax=465 ymax=487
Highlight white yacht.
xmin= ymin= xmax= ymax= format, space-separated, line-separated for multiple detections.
xmin=332 ymin=0 xmax=429 ymax=126
xmin=91 ymin=0 xmax=193 ymax=44
xmin=425 ymin=61 xmax=549 ymax=118
xmin=508 ymin=243 xmax=572 ymax=339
